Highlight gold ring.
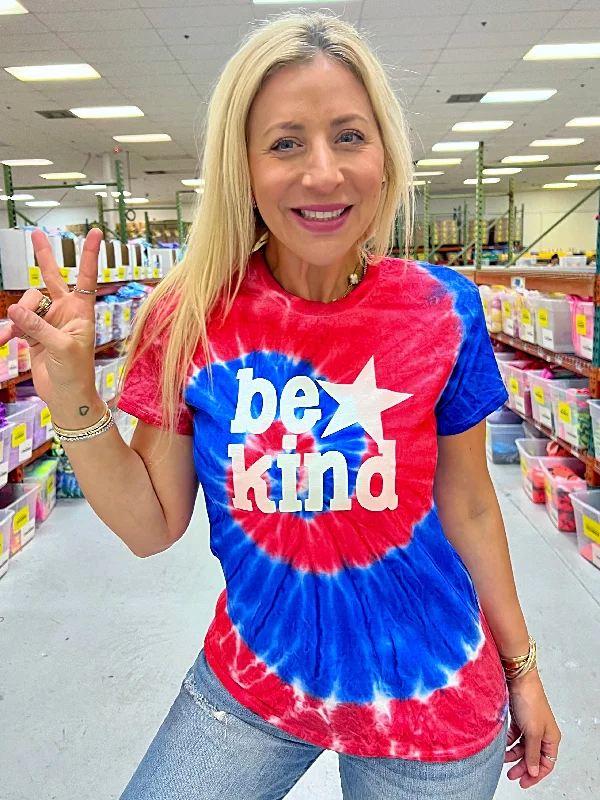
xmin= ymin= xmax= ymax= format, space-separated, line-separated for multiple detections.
xmin=542 ymin=753 xmax=558 ymax=764
xmin=34 ymin=295 xmax=52 ymax=319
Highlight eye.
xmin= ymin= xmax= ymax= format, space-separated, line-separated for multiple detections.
xmin=337 ymin=130 xmax=364 ymax=144
xmin=271 ymin=138 xmax=298 ymax=152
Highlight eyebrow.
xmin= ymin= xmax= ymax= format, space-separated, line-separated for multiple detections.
xmin=264 ymin=114 xmax=369 ymax=136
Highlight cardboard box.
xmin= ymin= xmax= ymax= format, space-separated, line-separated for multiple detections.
xmin=0 ymin=229 xmax=46 ymax=289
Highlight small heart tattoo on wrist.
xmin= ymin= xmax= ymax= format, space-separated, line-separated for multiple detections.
xmin=79 ymin=406 xmax=90 ymax=417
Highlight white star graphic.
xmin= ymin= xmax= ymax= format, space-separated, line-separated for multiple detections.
xmin=317 ymin=357 xmax=412 ymax=450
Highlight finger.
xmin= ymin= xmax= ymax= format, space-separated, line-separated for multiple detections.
xmin=507 ymin=759 xmax=528 ymax=782
xmin=520 ymin=761 xmax=554 ymax=790
xmin=75 ymin=228 xmax=102 ymax=295
xmin=8 ymin=304 xmax=65 ymax=351
xmin=524 ymin=731 xmax=542 ymax=778
xmin=506 ymin=720 xmax=521 ymax=747
xmin=6 ymin=289 xmax=46 ymax=339
xmin=504 ymin=742 xmax=525 ymax=763
xmin=31 ymin=230 xmax=69 ymax=300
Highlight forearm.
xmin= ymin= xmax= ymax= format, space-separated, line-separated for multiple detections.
xmin=51 ymin=394 xmax=174 ymax=557
xmin=442 ymin=499 xmax=530 ymax=658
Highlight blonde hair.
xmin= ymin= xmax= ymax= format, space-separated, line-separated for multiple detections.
xmin=126 ymin=11 xmax=414 ymax=431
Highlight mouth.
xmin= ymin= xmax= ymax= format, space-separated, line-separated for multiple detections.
xmin=291 ymin=205 xmax=353 ymax=231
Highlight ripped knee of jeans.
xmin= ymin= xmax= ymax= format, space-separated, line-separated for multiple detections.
xmin=183 ymin=673 xmax=228 ymax=728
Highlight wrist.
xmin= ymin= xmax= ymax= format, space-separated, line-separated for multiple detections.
xmin=49 ymin=393 xmax=106 ymax=431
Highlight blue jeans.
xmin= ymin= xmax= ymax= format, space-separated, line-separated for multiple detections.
xmin=121 ymin=651 xmax=507 ymax=799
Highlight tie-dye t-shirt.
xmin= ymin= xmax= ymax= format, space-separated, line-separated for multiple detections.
xmin=119 ymin=252 xmax=509 ymax=762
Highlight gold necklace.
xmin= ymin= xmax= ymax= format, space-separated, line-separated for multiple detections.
xmin=332 ymin=260 xmax=368 ymax=302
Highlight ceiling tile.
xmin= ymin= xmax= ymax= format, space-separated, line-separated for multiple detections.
xmin=0 ymin=14 xmax=49 ymax=34
xmin=438 ymin=46 xmax=527 ymax=63
xmin=24 ymin=0 xmax=136 ymax=8
xmin=96 ymin=61 xmax=184 ymax=77
xmin=166 ymin=43 xmax=238 ymax=61
xmin=0 ymin=50 xmax=82 ymax=68
xmin=144 ymin=5 xmax=254 ymax=27
xmin=361 ymin=17 xmax=460 ymax=37
xmin=447 ymin=30 xmax=543 ymax=49
xmin=35 ymin=10 xmax=152 ymax=33
xmin=76 ymin=47 xmax=176 ymax=64
xmin=455 ymin=11 xmax=564 ymax=34
xmin=0 ymin=32 xmax=69 ymax=52
xmin=138 ymin=0 xmax=249 ymax=5
xmin=556 ymin=10 xmax=600 ymax=27
xmin=253 ymin=3 xmax=361 ymax=23
xmin=539 ymin=27 xmax=600 ymax=43
xmin=158 ymin=25 xmax=247 ymax=46
xmin=362 ymin=0 xmax=471 ymax=15
xmin=468 ymin=0 xmax=579 ymax=11
xmin=70 ymin=29 xmax=165 ymax=50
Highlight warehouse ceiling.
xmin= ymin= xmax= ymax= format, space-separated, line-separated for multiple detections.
xmin=0 ymin=0 xmax=599 ymax=208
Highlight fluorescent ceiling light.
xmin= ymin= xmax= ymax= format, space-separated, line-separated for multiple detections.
xmin=5 ymin=64 xmax=101 ymax=81
xmin=566 ymin=117 xmax=600 ymax=127
xmin=464 ymin=177 xmax=501 ymax=184
xmin=543 ymin=183 xmax=578 ymax=189
xmin=124 ymin=197 xmax=149 ymax=204
xmin=502 ymin=155 xmax=549 ymax=163
xmin=111 ymin=190 xmax=131 ymax=197
xmin=95 ymin=192 xmax=108 ymax=197
xmin=0 ymin=194 xmax=34 ymax=201
xmin=40 ymin=172 xmax=86 ymax=180
xmin=75 ymin=184 xmax=107 ymax=190
xmin=530 ymin=138 xmax=584 ymax=147
xmin=71 ymin=106 xmax=143 ymax=119
xmin=2 ymin=159 xmax=52 ymax=166
xmin=26 ymin=200 xmax=60 ymax=207
xmin=481 ymin=89 xmax=556 ymax=103
xmin=432 ymin=141 xmax=479 ymax=152
xmin=113 ymin=134 xmax=171 ymax=143
xmin=483 ymin=168 xmax=522 ymax=175
xmin=452 ymin=120 xmax=513 ymax=132
xmin=565 ymin=174 xmax=600 ymax=181
xmin=413 ymin=171 xmax=444 ymax=176
xmin=524 ymin=43 xmax=600 ymax=60
xmin=0 ymin=1 xmax=28 ymax=14
xmin=417 ymin=158 xmax=462 ymax=166
xmin=412 ymin=180 xmax=430 ymax=186
xmin=181 ymin=178 xmax=204 ymax=186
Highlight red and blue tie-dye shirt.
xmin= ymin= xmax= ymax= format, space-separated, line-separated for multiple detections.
xmin=119 ymin=252 xmax=509 ymax=762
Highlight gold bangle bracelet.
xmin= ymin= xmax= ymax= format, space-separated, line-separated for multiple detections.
xmin=52 ymin=402 xmax=111 ymax=438
xmin=503 ymin=637 xmax=537 ymax=681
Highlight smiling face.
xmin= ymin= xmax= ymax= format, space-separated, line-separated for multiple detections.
xmin=247 ymin=55 xmax=385 ymax=268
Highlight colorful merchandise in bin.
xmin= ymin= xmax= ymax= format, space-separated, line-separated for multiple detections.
xmin=570 ymin=298 xmax=594 ymax=361
xmin=529 ymin=371 xmax=579 ymax=431
xmin=500 ymin=291 xmax=521 ymax=338
xmin=24 ymin=458 xmax=58 ymax=522
xmin=532 ymin=295 xmax=574 ymax=353
xmin=486 ymin=414 xmax=524 ymax=464
xmin=4 ymin=402 xmax=35 ymax=470
xmin=96 ymin=358 xmax=118 ymax=402
xmin=94 ymin=301 xmax=114 ymax=346
xmin=540 ymin=458 xmax=586 ymax=532
xmin=480 ymin=285 xmax=502 ymax=333
xmin=0 ymin=322 xmax=19 ymax=382
xmin=516 ymin=438 xmax=550 ymax=503
xmin=16 ymin=389 xmax=53 ymax=448
xmin=571 ymin=490 xmax=600 ymax=570
xmin=0 ymin=509 xmax=14 ymax=579
xmin=104 ymin=297 xmax=133 ymax=341
xmin=17 ymin=339 xmax=31 ymax=373
xmin=550 ymin=382 xmax=590 ymax=450
xmin=501 ymin=360 xmax=544 ymax=417
xmin=0 ymin=482 xmax=38 ymax=556
xmin=588 ymin=399 xmax=600 ymax=456
xmin=0 ymin=421 xmax=14 ymax=488
xmin=519 ymin=293 xmax=538 ymax=344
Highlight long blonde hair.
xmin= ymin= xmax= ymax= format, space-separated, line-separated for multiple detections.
xmin=126 ymin=11 xmax=414 ymax=431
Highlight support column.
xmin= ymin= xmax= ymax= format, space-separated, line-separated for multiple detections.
xmin=507 ymin=177 xmax=515 ymax=265
xmin=475 ymin=141 xmax=484 ymax=269
xmin=115 ymin=159 xmax=127 ymax=245
xmin=96 ymin=194 xmax=106 ymax=239
xmin=423 ymin=183 xmax=430 ymax=263
xmin=176 ymin=191 xmax=185 ymax=248
xmin=3 ymin=165 xmax=16 ymax=228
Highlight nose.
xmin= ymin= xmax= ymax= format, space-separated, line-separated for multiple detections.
xmin=301 ymin=139 xmax=343 ymax=195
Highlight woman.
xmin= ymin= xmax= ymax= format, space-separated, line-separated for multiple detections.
xmin=2 ymin=13 xmax=560 ymax=800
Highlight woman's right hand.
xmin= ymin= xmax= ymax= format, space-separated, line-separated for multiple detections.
xmin=0 ymin=228 xmax=105 ymax=425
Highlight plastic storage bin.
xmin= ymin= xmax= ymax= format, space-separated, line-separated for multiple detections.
xmin=529 ymin=375 xmax=578 ymax=431
xmin=20 ymin=396 xmax=53 ymax=448
xmin=0 ymin=422 xmax=14 ymax=488
xmin=486 ymin=418 xmax=524 ymax=464
xmin=550 ymin=382 xmax=590 ymax=449
xmin=96 ymin=358 xmax=118 ymax=401
xmin=4 ymin=402 xmax=35 ymax=470
xmin=501 ymin=291 xmax=520 ymax=338
xmin=533 ymin=296 xmax=574 ymax=353
xmin=108 ymin=299 xmax=133 ymax=341
xmin=519 ymin=294 xmax=537 ymax=344
xmin=571 ymin=490 xmax=600 ymax=569
xmin=94 ymin=301 xmax=114 ymax=346
xmin=588 ymin=399 xmax=600 ymax=456
xmin=0 ymin=509 xmax=14 ymax=579
xmin=540 ymin=457 xmax=586 ymax=532
xmin=504 ymin=364 xmax=544 ymax=417
xmin=0 ymin=482 xmax=38 ymax=556
xmin=480 ymin=286 xmax=502 ymax=333
xmin=516 ymin=439 xmax=550 ymax=503
xmin=24 ymin=458 xmax=58 ymax=522
xmin=570 ymin=299 xmax=594 ymax=360
xmin=0 ymin=321 xmax=19 ymax=381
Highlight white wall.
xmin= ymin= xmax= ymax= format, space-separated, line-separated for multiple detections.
xmin=0 ymin=204 xmax=197 ymax=232
xmin=424 ymin=189 xmax=599 ymax=253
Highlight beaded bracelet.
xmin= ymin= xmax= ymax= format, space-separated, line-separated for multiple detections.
xmin=501 ymin=636 xmax=537 ymax=681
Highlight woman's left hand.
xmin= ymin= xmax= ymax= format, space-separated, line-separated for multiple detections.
xmin=504 ymin=670 xmax=561 ymax=789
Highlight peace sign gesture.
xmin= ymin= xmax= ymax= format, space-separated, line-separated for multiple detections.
xmin=0 ymin=228 xmax=103 ymax=416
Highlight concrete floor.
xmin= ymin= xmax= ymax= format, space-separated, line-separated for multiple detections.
xmin=2 ymin=466 xmax=600 ymax=800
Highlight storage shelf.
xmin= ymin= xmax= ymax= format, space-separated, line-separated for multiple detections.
xmin=509 ymin=405 xmax=589 ymax=463
xmin=475 ymin=268 xmax=595 ymax=298
xmin=8 ymin=439 xmax=53 ymax=483
xmin=490 ymin=332 xmax=594 ymax=378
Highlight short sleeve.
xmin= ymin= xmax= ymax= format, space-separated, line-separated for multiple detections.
xmin=118 ymin=308 xmax=193 ymax=435
xmin=435 ymin=280 xmax=508 ymax=436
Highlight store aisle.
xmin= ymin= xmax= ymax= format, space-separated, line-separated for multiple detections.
xmin=3 ymin=469 xmax=600 ymax=800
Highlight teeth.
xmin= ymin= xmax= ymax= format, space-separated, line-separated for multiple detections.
xmin=299 ymin=208 xmax=345 ymax=220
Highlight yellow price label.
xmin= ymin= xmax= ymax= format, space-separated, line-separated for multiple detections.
xmin=12 ymin=424 xmax=26 ymax=448
xmin=483 ymin=298 xmax=489 ymax=314
xmin=106 ymin=372 xmax=115 ymax=389
xmin=153 ymin=267 xmax=160 ymax=279
xmin=29 ymin=267 xmax=41 ymax=287
xmin=60 ymin=268 xmax=69 ymax=281
xmin=118 ymin=267 xmax=126 ymax=281
xmin=0 ymin=344 xmax=9 ymax=358
xmin=133 ymin=267 xmax=141 ymax=280
xmin=545 ymin=479 xmax=552 ymax=499
xmin=533 ymin=386 xmax=545 ymax=405
xmin=576 ymin=314 xmax=587 ymax=336
xmin=583 ymin=514 xmax=600 ymax=544
xmin=47 ymin=474 xmax=55 ymax=495
xmin=13 ymin=506 xmax=29 ymax=532
xmin=40 ymin=407 xmax=51 ymax=427
xmin=521 ymin=308 xmax=531 ymax=326
xmin=104 ymin=311 xmax=111 ymax=327
xmin=520 ymin=458 xmax=528 ymax=476
xmin=103 ymin=268 xmax=111 ymax=282
xmin=503 ymin=301 xmax=511 ymax=318
xmin=558 ymin=401 xmax=572 ymax=425
xmin=123 ymin=307 xmax=131 ymax=322
xmin=509 ymin=377 xmax=519 ymax=395
xmin=538 ymin=308 xmax=549 ymax=328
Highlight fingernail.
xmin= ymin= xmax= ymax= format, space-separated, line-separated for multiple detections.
xmin=530 ymin=766 xmax=539 ymax=777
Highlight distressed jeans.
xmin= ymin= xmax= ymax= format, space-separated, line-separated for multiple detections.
xmin=121 ymin=651 xmax=507 ymax=800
